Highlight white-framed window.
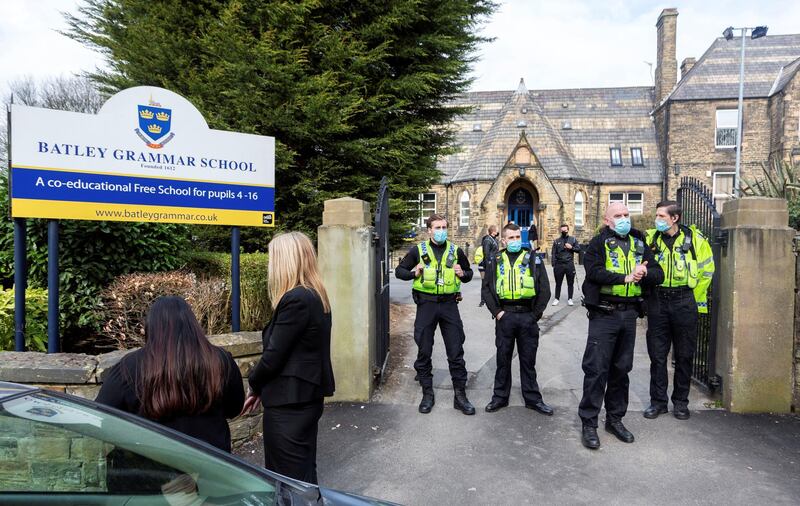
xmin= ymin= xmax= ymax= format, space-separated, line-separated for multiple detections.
xmin=459 ymin=191 xmax=470 ymax=227
xmin=716 ymin=109 xmax=738 ymax=148
xmin=630 ymin=147 xmax=644 ymax=166
xmin=412 ymin=193 xmax=437 ymax=227
xmin=712 ymin=171 xmax=735 ymax=210
xmin=574 ymin=192 xmax=585 ymax=228
xmin=608 ymin=191 xmax=644 ymax=215
xmin=610 ymin=147 xmax=622 ymax=166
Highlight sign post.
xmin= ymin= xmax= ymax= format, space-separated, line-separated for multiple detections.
xmin=9 ymin=86 xmax=275 ymax=349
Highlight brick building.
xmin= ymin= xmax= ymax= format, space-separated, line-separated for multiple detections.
xmin=415 ymin=8 xmax=800 ymax=252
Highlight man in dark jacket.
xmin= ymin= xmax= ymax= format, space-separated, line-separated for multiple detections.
xmin=551 ymin=224 xmax=580 ymax=306
xmin=477 ymin=225 xmax=500 ymax=306
xmin=578 ymin=203 xmax=664 ymax=450
xmin=481 ymin=223 xmax=552 ymax=415
xmin=395 ymin=214 xmax=475 ymax=416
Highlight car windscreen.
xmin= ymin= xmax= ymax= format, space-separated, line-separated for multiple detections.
xmin=0 ymin=391 xmax=276 ymax=504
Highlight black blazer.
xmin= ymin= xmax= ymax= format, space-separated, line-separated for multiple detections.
xmin=96 ymin=347 xmax=245 ymax=452
xmin=248 ymin=286 xmax=335 ymax=407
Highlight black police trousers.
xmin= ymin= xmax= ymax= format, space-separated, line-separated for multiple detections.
xmin=553 ymin=263 xmax=576 ymax=300
xmin=578 ymin=307 xmax=638 ymax=427
xmin=646 ymin=289 xmax=698 ymax=409
xmin=413 ymin=300 xmax=468 ymax=388
xmin=492 ymin=310 xmax=543 ymax=404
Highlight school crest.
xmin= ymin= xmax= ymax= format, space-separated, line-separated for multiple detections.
xmin=135 ymin=99 xmax=175 ymax=149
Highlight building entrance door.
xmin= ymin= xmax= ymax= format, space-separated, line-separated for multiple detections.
xmin=507 ymin=187 xmax=535 ymax=247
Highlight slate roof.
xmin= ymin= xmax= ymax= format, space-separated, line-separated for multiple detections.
xmin=770 ymin=56 xmax=800 ymax=96
xmin=668 ymin=34 xmax=800 ymax=101
xmin=440 ymin=82 xmax=662 ymax=185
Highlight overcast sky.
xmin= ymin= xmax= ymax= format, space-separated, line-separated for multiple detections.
xmin=1 ymin=0 xmax=799 ymax=98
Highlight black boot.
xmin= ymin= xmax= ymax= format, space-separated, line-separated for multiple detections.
xmin=418 ymin=387 xmax=435 ymax=414
xmin=582 ymin=425 xmax=600 ymax=450
xmin=453 ymin=388 xmax=476 ymax=415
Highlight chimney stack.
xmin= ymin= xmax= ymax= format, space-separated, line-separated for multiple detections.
xmin=680 ymin=57 xmax=696 ymax=79
xmin=655 ymin=8 xmax=679 ymax=104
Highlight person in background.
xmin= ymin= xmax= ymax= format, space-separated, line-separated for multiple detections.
xmin=551 ymin=224 xmax=580 ymax=306
xmin=528 ymin=221 xmax=538 ymax=248
xmin=475 ymin=225 xmax=500 ymax=307
xmin=97 ymin=296 xmax=245 ymax=452
xmin=241 ymin=231 xmax=335 ymax=485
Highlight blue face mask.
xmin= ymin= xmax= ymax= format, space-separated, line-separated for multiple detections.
xmin=432 ymin=229 xmax=448 ymax=244
xmin=614 ymin=217 xmax=631 ymax=236
xmin=507 ymin=240 xmax=522 ymax=253
xmin=655 ymin=219 xmax=671 ymax=233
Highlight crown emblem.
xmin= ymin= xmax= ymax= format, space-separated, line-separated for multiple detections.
xmin=147 ymin=124 xmax=162 ymax=134
xmin=155 ymin=111 xmax=170 ymax=121
xmin=139 ymin=109 xmax=154 ymax=120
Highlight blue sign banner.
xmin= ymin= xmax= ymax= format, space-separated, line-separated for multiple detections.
xmin=11 ymin=167 xmax=274 ymax=212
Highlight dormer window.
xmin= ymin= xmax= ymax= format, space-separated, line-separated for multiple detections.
xmin=631 ymin=147 xmax=644 ymax=166
xmin=472 ymin=123 xmax=482 ymax=132
xmin=610 ymin=147 xmax=622 ymax=166
xmin=562 ymin=120 xmax=572 ymax=130
xmin=516 ymin=120 xmax=527 ymax=128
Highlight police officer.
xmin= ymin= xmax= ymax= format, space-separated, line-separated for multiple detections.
xmin=551 ymin=223 xmax=580 ymax=306
xmin=578 ymin=202 xmax=663 ymax=449
xmin=482 ymin=223 xmax=552 ymax=415
xmin=395 ymin=214 xmax=476 ymax=415
xmin=644 ymin=200 xmax=715 ymax=421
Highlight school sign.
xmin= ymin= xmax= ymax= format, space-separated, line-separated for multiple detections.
xmin=9 ymin=86 xmax=275 ymax=227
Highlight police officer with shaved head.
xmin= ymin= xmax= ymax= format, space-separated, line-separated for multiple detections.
xmin=578 ymin=202 xmax=663 ymax=449
xmin=395 ymin=214 xmax=476 ymax=415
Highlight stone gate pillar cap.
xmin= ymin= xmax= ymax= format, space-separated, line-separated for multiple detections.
xmin=323 ymin=197 xmax=371 ymax=227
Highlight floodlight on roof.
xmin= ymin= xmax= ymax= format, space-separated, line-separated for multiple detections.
xmin=751 ymin=26 xmax=768 ymax=39
xmin=723 ymin=26 xmax=734 ymax=40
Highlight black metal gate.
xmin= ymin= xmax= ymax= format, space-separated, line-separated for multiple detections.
xmin=677 ymin=177 xmax=722 ymax=392
xmin=374 ymin=177 xmax=390 ymax=381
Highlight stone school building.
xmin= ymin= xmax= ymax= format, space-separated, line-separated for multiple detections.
xmin=418 ymin=8 xmax=800 ymax=250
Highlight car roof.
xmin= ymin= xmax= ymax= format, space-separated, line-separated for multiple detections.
xmin=0 ymin=381 xmax=37 ymax=400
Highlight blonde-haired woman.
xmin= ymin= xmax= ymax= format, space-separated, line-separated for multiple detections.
xmin=242 ymin=231 xmax=335 ymax=484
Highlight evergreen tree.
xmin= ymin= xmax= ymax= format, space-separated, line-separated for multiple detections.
xmin=67 ymin=0 xmax=496 ymax=243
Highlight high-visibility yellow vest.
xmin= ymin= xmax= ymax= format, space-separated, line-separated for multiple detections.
xmin=495 ymin=249 xmax=537 ymax=300
xmin=600 ymin=235 xmax=644 ymax=298
xmin=646 ymin=225 xmax=715 ymax=313
xmin=412 ymin=241 xmax=461 ymax=295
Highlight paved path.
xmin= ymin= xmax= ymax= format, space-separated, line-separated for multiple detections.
xmin=236 ymin=263 xmax=800 ymax=505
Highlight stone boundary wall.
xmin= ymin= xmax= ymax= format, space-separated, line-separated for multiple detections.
xmin=0 ymin=331 xmax=263 ymax=448
xmin=795 ymin=235 xmax=800 ymax=410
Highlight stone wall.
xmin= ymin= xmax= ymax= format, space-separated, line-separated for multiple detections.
xmin=662 ymin=98 xmax=772 ymax=200
xmin=795 ymin=234 xmax=800 ymax=410
xmin=769 ymin=71 xmax=800 ymax=163
xmin=0 ymin=331 xmax=264 ymax=449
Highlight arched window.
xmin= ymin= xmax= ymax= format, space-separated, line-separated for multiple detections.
xmin=574 ymin=192 xmax=585 ymax=228
xmin=459 ymin=191 xmax=470 ymax=227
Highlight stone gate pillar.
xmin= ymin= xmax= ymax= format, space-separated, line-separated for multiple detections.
xmin=715 ymin=197 xmax=795 ymax=413
xmin=318 ymin=198 xmax=376 ymax=402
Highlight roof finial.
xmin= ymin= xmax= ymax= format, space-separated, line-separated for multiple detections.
xmin=515 ymin=78 xmax=528 ymax=94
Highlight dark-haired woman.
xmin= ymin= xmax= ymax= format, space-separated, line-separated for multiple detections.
xmin=97 ymin=296 xmax=245 ymax=452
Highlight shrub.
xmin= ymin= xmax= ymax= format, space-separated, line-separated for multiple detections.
xmin=0 ymin=288 xmax=49 ymax=352
xmin=0 ymin=177 xmax=192 ymax=344
xmin=184 ymin=252 xmax=270 ymax=332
